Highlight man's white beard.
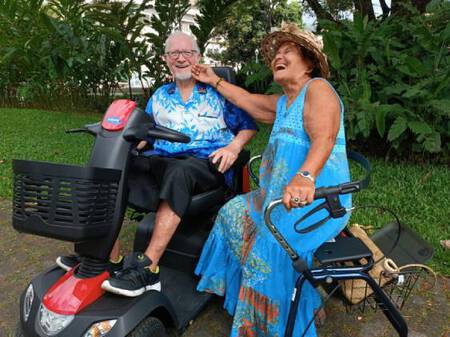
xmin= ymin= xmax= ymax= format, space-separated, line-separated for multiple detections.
xmin=175 ymin=71 xmax=192 ymax=81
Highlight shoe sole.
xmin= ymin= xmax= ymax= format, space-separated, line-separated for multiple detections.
xmin=55 ymin=257 xmax=71 ymax=272
xmin=101 ymin=280 xmax=161 ymax=297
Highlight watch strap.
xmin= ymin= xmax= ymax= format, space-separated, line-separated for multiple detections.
xmin=296 ymin=170 xmax=315 ymax=183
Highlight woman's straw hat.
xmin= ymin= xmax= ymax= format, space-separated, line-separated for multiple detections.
xmin=261 ymin=23 xmax=329 ymax=79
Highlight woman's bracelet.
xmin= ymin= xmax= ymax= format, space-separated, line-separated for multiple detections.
xmin=215 ymin=77 xmax=224 ymax=89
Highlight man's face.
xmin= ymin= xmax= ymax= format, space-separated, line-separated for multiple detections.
xmin=164 ymin=36 xmax=200 ymax=81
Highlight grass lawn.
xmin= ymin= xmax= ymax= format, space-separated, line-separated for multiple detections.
xmin=1 ymin=108 xmax=448 ymax=274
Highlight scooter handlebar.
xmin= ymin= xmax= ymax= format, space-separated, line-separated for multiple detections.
xmin=65 ymin=128 xmax=86 ymax=134
xmin=66 ymin=122 xmax=101 ymax=136
xmin=148 ymin=124 xmax=190 ymax=143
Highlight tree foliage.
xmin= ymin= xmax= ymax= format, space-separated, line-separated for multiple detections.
xmin=205 ymin=0 xmax=303 ymax=65
xmin=140 ymin=0 xmax=190 ymax=94
xmin=301 ymin=0 xmax=433 ymax=23
xmin=0 ymin=0 xmax=242 ymax=110
xmin=0 ymin=0 xmax=153 ymax=111
xmin=191 ymin=0 xmax=240 ymax=54
xmin=242 ymin=1 xmax=449 ymax=157
xmin=322 ymin=1 xmax=449 ymax=156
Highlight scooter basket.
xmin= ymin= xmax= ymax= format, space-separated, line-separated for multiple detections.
xmin=12 ymin=160 xmax=121 ymax=242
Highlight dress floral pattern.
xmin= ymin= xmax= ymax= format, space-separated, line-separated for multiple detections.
xmin=196 ymin=78 xmax=351 ymax=337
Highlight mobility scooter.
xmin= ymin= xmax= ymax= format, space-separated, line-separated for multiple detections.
xmin=13 ymin=68 xmax=252 ymax=337
xmin=12 ymin=67 xmax=432 ymax=337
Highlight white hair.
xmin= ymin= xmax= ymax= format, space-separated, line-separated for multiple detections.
xmin=164 ymin=31 xmax=200 ymax=53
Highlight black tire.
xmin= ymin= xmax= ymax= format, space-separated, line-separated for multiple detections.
xmin=15 ymin=322 xmax=25 ymax=337
xmin=128 ymin=316 xmax=168 ymax=337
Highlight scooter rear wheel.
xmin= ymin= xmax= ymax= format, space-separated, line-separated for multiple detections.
xmin=128 ymin=316 xmax=168 ymax=337
xmin=15 ymin=322 xmax=25 ymax=337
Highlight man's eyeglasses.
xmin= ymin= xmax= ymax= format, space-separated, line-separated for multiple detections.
xmin=165 ymin=50 xmax=198 ymax=59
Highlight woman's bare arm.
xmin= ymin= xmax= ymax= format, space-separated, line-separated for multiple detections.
xmin=192 ymin=64 xmax=278 ymax=124
xmin=300 ymin=80 xmax=341 ymax=177
xmin=282 ymin=80 xmax=341 ymax=209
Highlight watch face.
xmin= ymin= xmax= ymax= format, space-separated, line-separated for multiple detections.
xmin=302 ymin=171 xmax=310 ymax=176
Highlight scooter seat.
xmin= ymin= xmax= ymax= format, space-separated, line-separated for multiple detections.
xmin=127 ymin=156 xmax=228 ymax=216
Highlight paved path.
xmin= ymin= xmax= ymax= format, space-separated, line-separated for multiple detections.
xmin=0 ymin=200 xmax=448 ymax=337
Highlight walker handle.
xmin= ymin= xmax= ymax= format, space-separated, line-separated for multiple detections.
xmin=263 ymin=186 xmax=339 ymax=261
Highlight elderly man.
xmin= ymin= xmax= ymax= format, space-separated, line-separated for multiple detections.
xmin=95 ymin=31 xmax=257 ymax=297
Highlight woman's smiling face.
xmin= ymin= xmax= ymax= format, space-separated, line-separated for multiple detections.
xmin=271 ymin=42 xmax=313 ymax=84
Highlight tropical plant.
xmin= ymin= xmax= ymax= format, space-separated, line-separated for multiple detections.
xmin=301 ymin=0 xmax=434 ymax=23
xmin=322 ymin=0 xmax=449 ymax=156
xmin=0 ymin=0 xmax=152 ymax=111
xmin=191 ymin=0 xmax=240 ymax=54
xmin=139 ymin=0 xmax=191 ymax=96
xmin=236 ymin=1 xmax=449 ymax=158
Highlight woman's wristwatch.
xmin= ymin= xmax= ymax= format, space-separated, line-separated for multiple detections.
xmin=295 ymin=170 xmax=315 ymax=183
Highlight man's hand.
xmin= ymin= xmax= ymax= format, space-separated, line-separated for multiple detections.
xmin=209 ymin=143 xmax=241 ymax=173
xmin=137 ymin=140 xmax=148 ymax=150
xmin=282 ymin=175 xmax=315 ymax=211
xmin=192 ymin=64 xmax=219 ymax=86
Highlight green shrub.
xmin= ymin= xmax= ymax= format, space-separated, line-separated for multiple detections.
xmin=322 ymin=1 xmax=449 ymax=157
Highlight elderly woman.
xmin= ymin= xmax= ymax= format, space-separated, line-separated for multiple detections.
xmin=192 ymin=23 xmax=351 ymax=337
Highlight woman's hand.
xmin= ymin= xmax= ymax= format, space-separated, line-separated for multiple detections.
xmin=192 ymin=64 xmax=220 ymax=86
xmin=282 ymin=175 xmax=315 ymax=211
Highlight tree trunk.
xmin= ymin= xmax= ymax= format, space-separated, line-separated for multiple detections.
xmin=411 ymin=0 xmax=432 ymax=12
xmin=391 ymin=0 xmax=431 ymax=15
xmin=353 ymin=0 xmax=375 ymax=20
xmin=304 ymin=0 xmax=336 ymax=22
xmin=379 ymin=0 xmax=390 ymax=16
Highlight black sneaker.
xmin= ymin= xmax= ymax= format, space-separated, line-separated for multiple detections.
xmin=107 ymin=257 xmax=124 ymax=276
xmin=56 ymin=255 xmax=124 ymax=274
xmin=101 ymin=253 xmax=161 ymax=297
xmin=56 ymin=254 xmax=81 ymax=271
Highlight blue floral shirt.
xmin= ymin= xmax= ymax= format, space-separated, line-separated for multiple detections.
xmin=144 ymin=82 xmax=257 ymax=158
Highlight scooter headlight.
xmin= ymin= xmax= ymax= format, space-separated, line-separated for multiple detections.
xmin=23 ymin=284 xmax=34 ymax=321
xmin=39 ymin=304 xmax=74 ymax=335
xmin=83 ymin=320 xmax=117 ymax=337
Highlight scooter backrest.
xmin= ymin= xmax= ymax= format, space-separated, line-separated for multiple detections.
xmin=213 ymin=66 xmax=236 ymax=85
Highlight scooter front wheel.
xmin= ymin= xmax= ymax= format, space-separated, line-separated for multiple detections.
xmin=128 ymin=316 xmax=168 ymax=337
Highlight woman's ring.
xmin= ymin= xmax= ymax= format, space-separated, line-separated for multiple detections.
xmin=291 ymin=197 xmax=300 ymax=203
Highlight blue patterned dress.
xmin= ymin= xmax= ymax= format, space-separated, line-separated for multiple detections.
xmin=195 ymin=78 xmax=351 ymax=337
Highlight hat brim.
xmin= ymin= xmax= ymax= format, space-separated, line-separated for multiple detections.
xmin=261 ymin=31 xmax=329 ymax=79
